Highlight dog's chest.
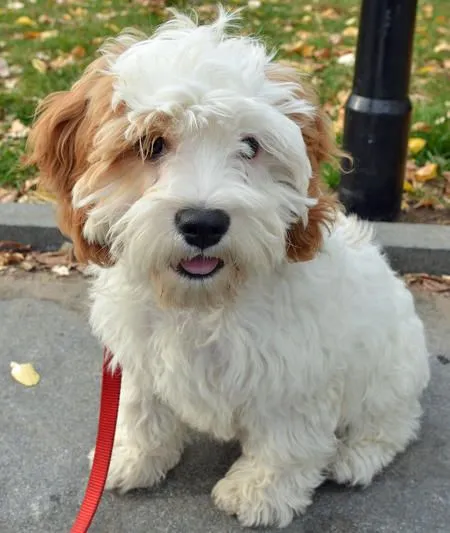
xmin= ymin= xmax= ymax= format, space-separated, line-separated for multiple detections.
xmin=147 ymin=316 xmax=253 ymax=440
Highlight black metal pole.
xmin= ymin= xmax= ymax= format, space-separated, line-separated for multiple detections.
xmin=338 ymin=0 xmax=418 ymax=221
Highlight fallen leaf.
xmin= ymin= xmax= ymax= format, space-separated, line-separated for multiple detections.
xmin=105 ymin=23 xmax=120 ymax=33
xmin=15 ymin=15 xmax=36 ymax=26
xmin=38 ymin=14 xmax=53 ymax=24
xmin=411 ymin=121 xmax=431 ymax=133
xmin=10 ymin=362 xmax=40 ymax=387
xmin=321 ymin=8 xmax=339 ymax=20
xmin=437 ymin=26 xmax=449 ymax=36
xmin=247 ymin=0 xmax=261 ymax=9
xmin=34 ymin=250 xmax=72 ymax=267
xmin=408 ymin=137 xmax=427 ymax=155
xmin=31 ymin=57 xmax=48 ymax=73
xmin=434 ymin=42 xmax=450 ymax=54
xmin=314 ymin=48 xmax=331 ymax=59
xmin=415 ymin=163 xmax=438 ymax=182
xmin=281 ymin=40 xmax=305 ymax=54
xmin=39 ymin=29 xmax=59 ymax=40
xmin=69 ymin=7 xmax=88 ymax=18
xmin=7 ymin=119 xmax=29 ymax=138
xmin=21 ymin=177 xmax=40 ymax=193
xmin=301 ymin=44 xmax=315 ymax=58
xmin=4 ymin=77 xmax=19 ymax=90
xmin=71 ymin=45 xmax=86 ymax=58
xmin=336 ymin=90 xmax=350 ymax=105
xmin=7 ymin=1 xmax=25 ymax=9
xmin=401 ymin=199 xmax=410 ymax=212
xmin=0 ymin=188 xmax=19 ymax=203
xmin=49 ymin=54 xmax=74 ymax=69
xmin=422 ymin=4 xmax=433 ymax=19
xmin=414 ymin=197 xmax=438 ymax=209
xmin=403 ymin=180 xmax=415 ymax=193
xmin=342 ymin=26 xmax=358 ymax=38
xmin=0 ymin=252 xmax=24 ymax=266
xmin=20 ymin=261 xmax=35 ymax=272
xmin=337 ymin=52 xmax=355 ymax=66
xmin=329 ymin=33 xmax=342 ymax=46
xmin=0 ymin=57 xmax=10 ymax=78
xmin=23 ymin=30 xmax=41 ymax=39
xmin=417 ymin=63 xmax=441 ymax=74
xmin=0 ymin=241 xmax=31 ymax=252
xmin=51 ymin=265 xmax=70 ymax=276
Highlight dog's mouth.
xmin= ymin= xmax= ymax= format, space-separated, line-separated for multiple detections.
xmin=176 ymin=255 xmax=224 ymax=279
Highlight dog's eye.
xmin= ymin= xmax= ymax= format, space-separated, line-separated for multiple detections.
xmin=241 ymin=137 xmax=259 ymax=160
xmin=137 ymin=136 xmax=166 ymax=161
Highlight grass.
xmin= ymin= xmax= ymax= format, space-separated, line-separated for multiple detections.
xmin=0 ymin=0 xmax=449 ymax=190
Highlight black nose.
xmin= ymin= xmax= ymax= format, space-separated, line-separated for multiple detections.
xmin=175 ymin=208 xmax=230 ymax=250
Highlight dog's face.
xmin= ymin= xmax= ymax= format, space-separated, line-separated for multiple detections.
xmin=28 ymin=12 xmax=337 ymax=308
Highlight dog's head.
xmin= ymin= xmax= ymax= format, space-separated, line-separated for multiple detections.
xmin=28 ymin=10 xmax=339 ymax=308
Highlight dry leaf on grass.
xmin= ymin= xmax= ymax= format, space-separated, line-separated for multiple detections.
xmin=6 ymin=119 xmax=30 ymax=138
xmin=337 ymin=53 xmax=355 ymax=66
xmin=10 ymin=362 xmax=40 ymax=387
xmin=31 ymin=57 xmax=48 ymax=73
xmin=411 ymin=121 xmax=431 ymax=133
xmin=0 ymin=188 xmax=19 ymax=203
xmin=342 ymin=26 xmax=358 ymax=38
xmin=408 ymin=137 xmax=427 ymax=155
xmin=415 ymin=163 xmax=438 ymax=182
xmin=15 ymin=16 xmax=36 ymax=26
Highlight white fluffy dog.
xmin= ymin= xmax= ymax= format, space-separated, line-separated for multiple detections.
xmin=28 ymin=10 xmax=430 ymax=528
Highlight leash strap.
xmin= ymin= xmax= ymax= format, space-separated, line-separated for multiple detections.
xmin=70 ymin=348 xmax=122 ymax=533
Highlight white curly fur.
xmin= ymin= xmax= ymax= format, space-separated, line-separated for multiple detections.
xmin=77 ymin=12 xmax=430 ymax=529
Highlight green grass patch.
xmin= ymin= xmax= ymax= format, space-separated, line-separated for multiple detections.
xmin=0 ymin=0 xmax=449 ymax=190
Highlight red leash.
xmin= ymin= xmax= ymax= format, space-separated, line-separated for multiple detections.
xmin=70 ymin=348 xmax=122 ymax=533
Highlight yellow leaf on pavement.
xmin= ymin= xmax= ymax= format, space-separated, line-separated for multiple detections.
xmin=415 ymin=163 xmax=438 ymax=182
xmin=10 ymin=361 xmax=40 ymax=387
xmin=408 ymin=137 xmax=427 ymax=155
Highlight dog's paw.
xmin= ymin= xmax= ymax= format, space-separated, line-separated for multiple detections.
xmin=88 ymin=444 xmax=181 ymax=493
xmin=212 ymin=460 xmax=310 ymax=528
xmin=329 ymin=441 xmax=395 ymax=486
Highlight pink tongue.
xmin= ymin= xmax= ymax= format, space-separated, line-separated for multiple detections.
xmin=180 ymin=256 xmax=219 ymax=275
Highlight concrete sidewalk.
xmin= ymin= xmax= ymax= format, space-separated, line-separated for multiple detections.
xmin=0 ymin=273 xmax=449 ymax=533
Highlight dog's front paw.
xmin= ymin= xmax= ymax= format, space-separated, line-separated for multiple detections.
xmin=88 ymin=443 xmax=181 ymax=493
xmin=212 ymin=458 xmax=310 ymax=528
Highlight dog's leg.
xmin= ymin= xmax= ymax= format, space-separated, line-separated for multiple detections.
xmin=212 ymin=406 xmax=338 ymax=528
xmin=330 ymin=398 xmax=423 ymax=486
xmin=89 ymin=371 xmax=186 ymax=493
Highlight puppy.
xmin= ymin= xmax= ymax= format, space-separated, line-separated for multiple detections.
xmin=28 ymin=10 xmax=430 ymax=528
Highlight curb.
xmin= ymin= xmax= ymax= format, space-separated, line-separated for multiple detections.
xmin=0 ymin=204 xmax=449 ymax=274
xmin=0 ymin=204 xmax=67 ymax=251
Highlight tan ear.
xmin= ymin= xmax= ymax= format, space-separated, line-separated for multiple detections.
xmin=267 ymin=64 xmax=342 ymax=262
xmin=27 ymin=59 xmax=114 ymax=265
